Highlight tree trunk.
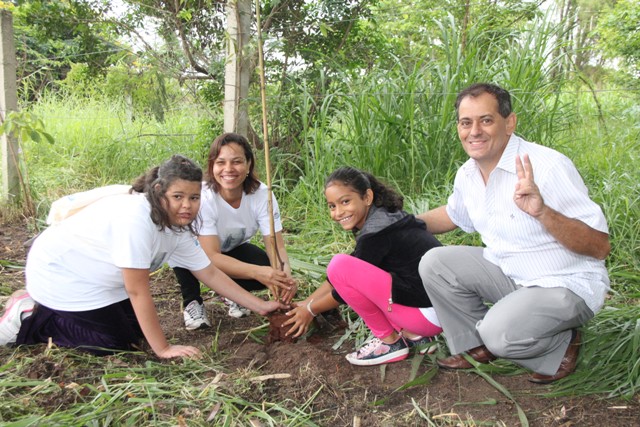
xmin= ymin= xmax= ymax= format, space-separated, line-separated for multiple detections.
xmin=0 ymin=11 xmax=20 ymax=205
xmin=224 ymin=0 xmax=252 ymax=136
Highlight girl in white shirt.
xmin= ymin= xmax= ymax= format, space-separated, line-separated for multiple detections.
xmin=8 ymin=155 xmax=285 ymax=358
xmin=174 ymin=133 xmax=296 ymax=328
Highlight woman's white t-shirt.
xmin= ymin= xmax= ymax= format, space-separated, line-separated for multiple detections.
xmin=26 ymin=193 xmax=210 ymax=311
xmin=198 ymin=183 xmax=282 ymax=253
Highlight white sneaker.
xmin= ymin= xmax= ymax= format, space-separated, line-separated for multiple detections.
xmin=0 ymin=290 xmax=35 ymax=346
xmin=183 ymin=300 xmax=211 ymax=330
xmin=345 ymin=337 xmax=409 ymax=366
xmin=223 ymin=298 xmax=251 ymax=318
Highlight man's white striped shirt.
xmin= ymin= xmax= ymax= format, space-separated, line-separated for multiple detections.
xmin=446 ymin=134 xmax=609 ymax=313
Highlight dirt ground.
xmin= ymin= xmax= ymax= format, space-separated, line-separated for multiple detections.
xmin=1 ymin=218 xmax=639 ymax=426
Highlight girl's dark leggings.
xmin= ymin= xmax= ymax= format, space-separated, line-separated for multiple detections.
xmin=173 ymin=242 xmax=270 ymax=306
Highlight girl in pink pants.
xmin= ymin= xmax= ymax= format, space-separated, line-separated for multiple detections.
xmin=284 ymin=167 xmax=442 ymax=366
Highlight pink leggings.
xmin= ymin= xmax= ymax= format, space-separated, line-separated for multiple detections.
xmin=327 ymin=254 xmax=442 ymax=339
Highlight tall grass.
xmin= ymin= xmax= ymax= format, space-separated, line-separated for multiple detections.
xmin=285 ymin=10 xmax=572 ymax=210
xmin=24 ymin=96 xmax=213 ymax=220
xmin=545 ymin=301 xmax=640 ymax=399
xmin=553 ymin=90 xmax=640 ymax=294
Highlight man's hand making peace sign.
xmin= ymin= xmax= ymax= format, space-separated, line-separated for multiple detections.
xmin=514 ymin=154 xmax=545 ymax=218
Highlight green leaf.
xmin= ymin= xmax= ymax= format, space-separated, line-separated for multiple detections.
xmin=0 ymin=259 xmax=25 ymax=269
xmin=42 ymin=132 xmax=55 ymax=144
xmin=177 ymin=9 xmax=192 ymax=21
xmin=394 ymin=367 xmax=438 ymax=391
xmin=319 ymin=22 xmax=328 ymax=37
xmin=29 ymin=129 xmax=42 ymax=143
xmin=20 ymin=128 xmax=29 ymax=142
xmin=468 ymin=357 xmax=530 ymax=427
xmin=3 ymin=120 xmax=13 ymax=135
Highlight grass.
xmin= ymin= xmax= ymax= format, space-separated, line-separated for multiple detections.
xmin=545 ymin=299 xmax=640 ymax=399
xmin=20 ymin=96 xmax=212 ymax=221
xmin=1 ymin=9 xmax=639 ymax=424
xmin=0 ymin=346 xmax=321 ymax=426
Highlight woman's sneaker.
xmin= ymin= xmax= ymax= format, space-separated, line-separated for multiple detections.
xmin=223 ymin=298 xmax=251 ymax=318
xmin=183 ymin=300 xmax=211 ymax=330
xmin=405 ymin=335 xmax=437 ymax=355
xmin=345 ymin=337 xmax=409 ymax=366
xmin=0 ymin=290 xmax=35 ymax=346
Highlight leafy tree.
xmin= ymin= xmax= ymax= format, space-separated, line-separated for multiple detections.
xmin=12 ymin=0 xmax=125 ymax=101
xmin=117 ymin=0 xmax=227 ymax=80
xmin=548 ymin=0 xmax=616 ymax=82
xmin=61 ymin=61 xmax=175 ymax=122
xmin=257 ymin=0 xmax=388 ymax=149
xmin=111 ymin=0 xmax=386 ymax=148
xmin=597 ymin=0 xmax=640 ymax=80
xmin=374 ymin=0 xmax=541 ymax=65
xmin=115 ymin=0 xmax=384 ymax=80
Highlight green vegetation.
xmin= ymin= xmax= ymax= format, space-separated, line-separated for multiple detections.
xmin=1 ymin=0 xmax=638 ymax=424
xmin=0 ymin=345 xmax=320 ymax=426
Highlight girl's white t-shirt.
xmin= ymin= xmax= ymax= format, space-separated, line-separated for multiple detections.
xmin=26 ymin=193 xmax=210 ymax=311
xmin=198 ymin=183 xmax=282 ymax=253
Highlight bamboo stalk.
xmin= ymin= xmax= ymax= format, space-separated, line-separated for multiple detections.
xmin=255 ymin=0 xmax=282 ymax=301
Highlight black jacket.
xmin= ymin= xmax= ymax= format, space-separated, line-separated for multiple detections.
xmin=331 ymin=207 xmax=441 ymax=307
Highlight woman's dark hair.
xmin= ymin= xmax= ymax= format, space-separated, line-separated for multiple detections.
xmin=206 ymin=132 xmax=260 ymax=195
xmin=131 ymin=155 xmax=203 ymax=233
xmin=325 ymin=166 xmax=403 ymax=212
xmin=455 ymin=83 xmax=512 ymax=119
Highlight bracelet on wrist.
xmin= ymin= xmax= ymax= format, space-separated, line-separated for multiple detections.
xmin=306 ymin=299 xmax=318 ymax=317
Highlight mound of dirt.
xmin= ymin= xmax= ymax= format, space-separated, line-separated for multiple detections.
xmin=267 ymin=311 xmax=297 ymax=344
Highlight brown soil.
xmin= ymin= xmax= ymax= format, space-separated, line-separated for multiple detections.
xmin=267 ymin=310 xmax=297 ymax=344
xmin=1 ymin=219 xmax=639 ymax=426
